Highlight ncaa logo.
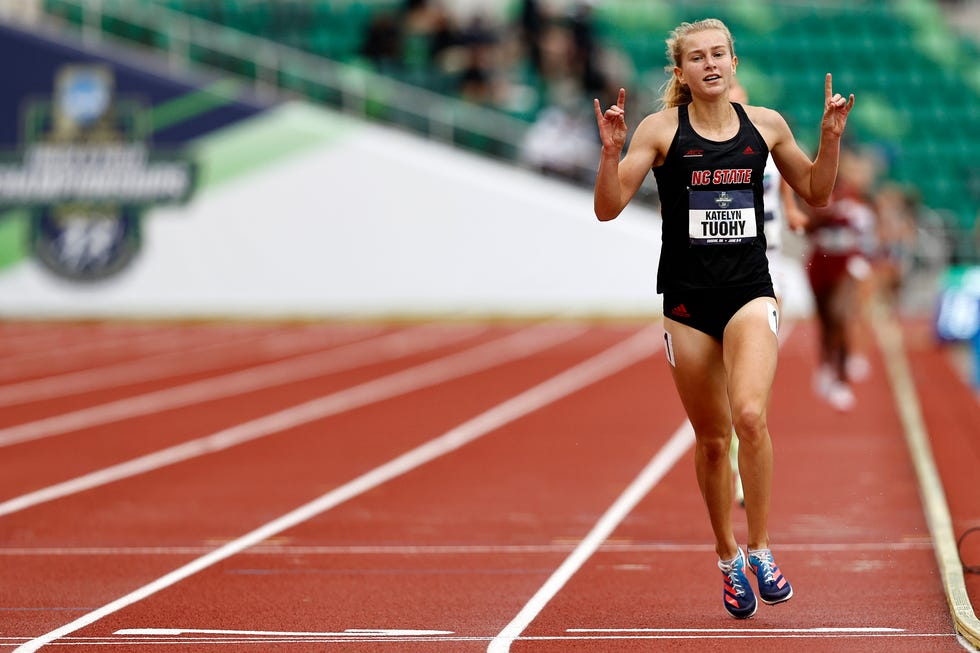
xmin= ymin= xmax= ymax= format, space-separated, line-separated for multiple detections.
xmin=0 ymin=64 xmax=196 ymax=281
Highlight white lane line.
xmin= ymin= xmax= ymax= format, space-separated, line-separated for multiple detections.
xmin=0 ymin=327 xmax=232 ymax=381
xmin=0 ymin=323 xmax=485 ymax=448
xmin=0 ymin=325 xmax=385 ymax=408
xmin=568 ymin=627 xmax=905 ymax=633
xmin=553 ymin=633 xmax=946 ymax=641
xmin=486 ymin=321 xmax=797 ymax=653
xmin=486 ymin=420 xmax=695 ymax=653
xmin=116 ymin=628 xmax=454 ymax=637
xmin=0 ymin=324 xmax=579 ymax=517
xmin=11 ymin=325 xmax=660 ymax=653
xmin=0 ymin=632 xmax=960 ymax=646
xmin=0 ymin=540 xmax=935 ymax=556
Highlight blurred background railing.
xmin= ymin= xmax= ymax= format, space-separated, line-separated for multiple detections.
xmin=39 ymin=0 xmax=534 ymax=163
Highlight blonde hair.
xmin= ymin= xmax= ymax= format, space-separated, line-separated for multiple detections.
xmin=659 ymin=18 xmax=735 ymax=109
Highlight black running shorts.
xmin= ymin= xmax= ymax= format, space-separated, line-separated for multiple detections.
xmin=663 ymin=282 xmax=775 ymax=342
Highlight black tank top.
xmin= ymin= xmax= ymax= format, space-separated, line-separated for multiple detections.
xmin=652 ymin=102 xmax=771 ymax=293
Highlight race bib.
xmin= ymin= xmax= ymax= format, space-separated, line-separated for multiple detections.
xmin=688 ymin=189 xmax=757 ymax=245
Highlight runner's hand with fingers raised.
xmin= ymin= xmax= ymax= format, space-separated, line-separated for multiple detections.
xmin=821 ymin=73 xmax=854 ymax=138
xmin=594 ymin=88 xmax=628 ymax=155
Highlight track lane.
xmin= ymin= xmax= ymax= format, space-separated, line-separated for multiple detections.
xmin=896 ymin=318 xmax=980 ymax=646
xmin=0 ymin=323 xmax=385 ymax=410
xmin=0 ymin=320 xmax=975 ymax=653
xmin=2 ymin=326 xmax=579 ymax=640
xmin=0 ymin=324 xmax=486 ymax=437
xmin=0 ymin=323 xmax=502 ymax=498
xmin=3 ymin=324 xmax=664 ymax=648
xmin=511 ymin=321 xmax=964 ymax=651
xmin=0 ymin=324 xmax=283 ymax=384
xmin=0 ymin=323 xmax=597 ymax=526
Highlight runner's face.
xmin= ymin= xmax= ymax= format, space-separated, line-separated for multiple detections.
xmin=675 ymin=30 xmax=736 ymax=99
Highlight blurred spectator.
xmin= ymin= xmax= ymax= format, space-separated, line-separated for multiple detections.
xmin=568 ymin=0 xmax=604 ymax=99
xmin=359 ymin=0 xmax=626 ymax=185
xmin=362 ymin=10 xmax=402 ymax=72
xmin=519 ymin=0 xmax=545 ymax=76
xmin=872 ymin=182 xmax=919 ymax=309
xmin=455 ymin=13 xmax=500 ymax=104
xmin=520 ymin=104 xmax=597 ymax=181
xmin=403 ymin=0 xmax=455 ymax=69
xmin=362 ymin=0 xmax=456 ymax=81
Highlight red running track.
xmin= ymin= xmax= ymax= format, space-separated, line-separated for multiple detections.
xmin=0 ymin=318 xmax=977 ymax=652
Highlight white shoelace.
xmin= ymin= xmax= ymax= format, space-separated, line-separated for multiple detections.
xmin=726 ymin=566 xmax=748 ymax=596
xmin=720 ymin=552 xmax=748 ymax=596
xmin=750 ymin=549 xmax=776 ymax=583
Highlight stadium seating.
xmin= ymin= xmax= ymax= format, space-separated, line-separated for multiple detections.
xmin=39 ymin=0 xmax=980 ymax=247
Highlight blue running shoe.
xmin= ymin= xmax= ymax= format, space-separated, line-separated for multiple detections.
xmin=748 ymin=548 xmax=793 ymax=605
xmin=719 ymin=549 xmax=757 ymax=619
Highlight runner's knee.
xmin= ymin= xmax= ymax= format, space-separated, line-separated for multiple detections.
xmin=731 ymin=405 xmax=767 ymax=445
xmin=695 ymin=428 xmax=733 ymax=462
